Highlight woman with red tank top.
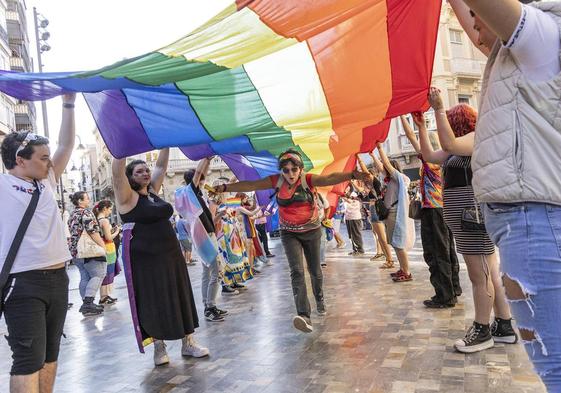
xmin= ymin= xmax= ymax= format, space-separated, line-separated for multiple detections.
xmin=215 ymin=149 xmax=369 ymax=333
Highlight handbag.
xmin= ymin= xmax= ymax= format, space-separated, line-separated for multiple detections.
xmin=408 ymin=194 xmax=423 ymax=220
xmin=460 ymin=166 xmax=486 ymax=231
xmin=76 ymin=214 xmax=106 ymax=259
xmin=1 ymin=180 xmax=40 ymax=319
xmin=461 ymin=204 xmax=486 ymax=232
xmin=375 ymin=199 xmax=393 ymax=221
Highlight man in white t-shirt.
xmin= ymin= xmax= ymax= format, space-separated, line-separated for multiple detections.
xmin=449 ymin=0 xmax=561 ymax=388
xmin=0 ymin=93 xmax=76 ymax=392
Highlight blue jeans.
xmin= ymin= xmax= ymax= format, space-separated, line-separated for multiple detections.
xmin=74 ymin=258 xmax=107 ymax=299
xmin=484 ymin=202 xmax=561 ymax=390
xmin=201 ymin=257 xmax=220 ymax=308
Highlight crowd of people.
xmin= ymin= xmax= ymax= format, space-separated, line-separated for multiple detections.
xmin=1 ymin=0 xmax=561 ymax=392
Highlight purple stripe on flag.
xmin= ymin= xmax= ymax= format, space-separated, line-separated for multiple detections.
xmin=83 ymin=90 xmax=153 ymax=159
xmin=121 ymin=223 xmax=146 ymax=353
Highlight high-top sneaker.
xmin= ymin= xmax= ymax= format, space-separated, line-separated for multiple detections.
xmin=491 ymin=317 xmax=518 ymax=344
xmin=454 ymin=321 xmax=494 ymax=353
xmin=181 ymin=335 xmax=210 ymax=358
xmin=153 ymin=340 xmax=169 ymax=366
xmin=79 ymin=297 xmax=103 ymax=316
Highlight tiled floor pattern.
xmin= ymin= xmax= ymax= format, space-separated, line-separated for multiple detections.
xmin=0 ymin=226 xmax=546 ymax=392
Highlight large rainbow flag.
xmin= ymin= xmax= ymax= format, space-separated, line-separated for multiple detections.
xmin=0 ymin=0 xmax=441 ymax=203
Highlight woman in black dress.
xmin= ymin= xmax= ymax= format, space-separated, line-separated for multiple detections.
xmin=112 ymin=148 xmax=208 ymax=366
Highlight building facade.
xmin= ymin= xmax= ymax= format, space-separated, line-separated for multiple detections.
xmin=5 ymin=0 xmax=35 ymax=132
xmin=383 ymin=3 xmax=486 ymax=179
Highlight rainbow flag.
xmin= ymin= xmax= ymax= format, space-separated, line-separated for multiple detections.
xmin=0 ymin=0 xmax=441 ymax=205
xmin=224 ymin=197 xmax=242 ymax=207
xmin=175 ymin=185 xmax=218 ymax=266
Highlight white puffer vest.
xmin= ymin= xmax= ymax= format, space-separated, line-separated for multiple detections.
xmin=472 ymin=2 xmax=561 ymax=205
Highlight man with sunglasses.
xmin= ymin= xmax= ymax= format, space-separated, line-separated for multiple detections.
xmin=0 ymin=93 xmax=76 ymax=393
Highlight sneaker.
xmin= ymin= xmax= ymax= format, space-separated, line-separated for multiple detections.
xmin=266 ymin=254 xmax=275 ymax=258
xmin=188 ymin=259 xmax=197 ymax=265
xmin=181 ymin=335 xmax=209 ymax=358
xmin=79 ymin=300 xmax=103 ymax=316
xmin=99 ymin=296 xmax=117 ymax=305
xmin=153 ymin=340 xmax=169 ymax=366
xmin=222 ymin=286 xmax=240 ymax=296
xmin=491 ymin=318 xmax=518 ymax=344
xmin=215 ymin=307 xmax=228 ymax=316
xmin=423 ymin=299 xmax=455 ymax=309
xmin=293 ymin=315 xmax=313 ymax=333
xmin=454 ymin=322 xmax=494 ymax=353
xmin=265 ymin=259 xmax=274 ymax=266
xmin=317 ymin=302 xmax=327 ymax=316
xmin=232 ymin=282 xmax=248 ymax=291
xmin=204 ymin=307 xmax=225 ymax=322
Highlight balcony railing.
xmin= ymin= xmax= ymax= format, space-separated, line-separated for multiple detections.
xmin=9 ymin=56 xmax=23 ymax=70
xmin=450 ymin=58 xmax=485 ymax=77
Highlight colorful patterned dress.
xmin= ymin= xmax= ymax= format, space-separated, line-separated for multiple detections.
xmin=216 ymin=204 xmax=253 ymax=285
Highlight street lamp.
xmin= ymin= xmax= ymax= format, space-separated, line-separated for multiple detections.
xmin=33 ymin=7 xmax=51 ymax=138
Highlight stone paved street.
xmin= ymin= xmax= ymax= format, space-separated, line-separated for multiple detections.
xmin=0 ymin=226 xmax=546 ymax=392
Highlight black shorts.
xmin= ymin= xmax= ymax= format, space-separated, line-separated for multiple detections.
xmin=2 ymin=267 xmax=69 ymax=375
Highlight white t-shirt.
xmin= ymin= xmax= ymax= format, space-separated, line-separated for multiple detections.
xmin=0 ymin=169 xmax=71 ymax=273
xmin=506 ymin=4 xmax=561 ymax=82
xmin=344 ymin=199 xmax=362 ymax=221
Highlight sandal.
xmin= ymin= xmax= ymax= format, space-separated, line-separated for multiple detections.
xmin=370 ymin=253 xmax=385 ymax=261
xmin=379 ymin=260 xmax=395 ymax=269
xmin=392 ymin=272 xmax=413 ymax=282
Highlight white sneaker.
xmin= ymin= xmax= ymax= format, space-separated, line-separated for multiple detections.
xmin=293 ymin=316 xmax=313 ymax=333
xmin=181 ymin=335 xmax=210 ymax=358
xmin=153 ymin=340 xmax=169 ymax=366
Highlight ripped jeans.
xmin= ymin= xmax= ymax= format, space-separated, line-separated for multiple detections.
xmin=484 ymin=202 xmax=561 ymax=390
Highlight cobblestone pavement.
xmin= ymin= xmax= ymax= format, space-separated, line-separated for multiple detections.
xmin=0 ymin=226 xmax=546 ymax=392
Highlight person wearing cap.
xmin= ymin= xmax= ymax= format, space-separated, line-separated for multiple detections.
xmin=213 ymin=148 xmax=370 ymax=333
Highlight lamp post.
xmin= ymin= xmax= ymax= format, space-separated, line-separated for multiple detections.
xmin=33 ymin=7 xmax=50 ymax=138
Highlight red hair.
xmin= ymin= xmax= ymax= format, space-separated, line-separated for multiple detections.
xmin=446 ymin=103 xmax=477 ymax=137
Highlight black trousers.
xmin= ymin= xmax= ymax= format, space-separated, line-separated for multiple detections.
xmin=345 ymin=219 xmax=364 ymax=253
xmin=255 ymin=223 xmax=271 ymax=255
xmin=280 ymin=228 xmax=323 ymax=318
xmin=421 ymin=208 xmax=462 ymax=303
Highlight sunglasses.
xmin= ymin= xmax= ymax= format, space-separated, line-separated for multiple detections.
xmin=282 ymin=167 xmax=300 ymax=174
xmin=15 ymin=132 xmax=42 ymax=161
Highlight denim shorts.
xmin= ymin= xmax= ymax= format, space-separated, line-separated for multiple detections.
xmin=369 ymin=204 xmax=380 ymax=223
xmin=483 ymin=202 xmax=561 ymax=391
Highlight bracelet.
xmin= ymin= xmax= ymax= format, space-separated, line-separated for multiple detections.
xmin=63 ymin=103 xmax=75 ymax=109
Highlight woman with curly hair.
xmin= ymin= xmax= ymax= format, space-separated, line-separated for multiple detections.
xmin=419 ymin=87 xmax=516 ymax=354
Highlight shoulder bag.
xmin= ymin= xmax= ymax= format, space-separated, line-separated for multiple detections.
xmin=76 ymin=212 xmax=106 ymax=259
xmin=1 ymin=180 xmax=40 ymax=319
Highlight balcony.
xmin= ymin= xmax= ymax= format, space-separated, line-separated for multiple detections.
xmin=450 ymin=58 xmax=485 ymax=77
xmin=9 ymin=55 xmax=23 ymax=70
xmin=0 ymin=24 xmax=8 ymax=44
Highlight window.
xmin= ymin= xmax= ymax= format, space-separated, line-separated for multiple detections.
xmin=450 ymin=29 xmax=463 ymax=44
xmin=458 ymin=95 xmax=471 ymax=105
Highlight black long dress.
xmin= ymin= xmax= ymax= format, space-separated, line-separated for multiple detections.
xmin=120 ymin=192 xmax=198 ymax=341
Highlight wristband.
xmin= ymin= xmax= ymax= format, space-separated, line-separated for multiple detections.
xmin=223 ymin=184 xmax=227 ymax=192
xmin=63 ymin=103 xmax=75 ymax=109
